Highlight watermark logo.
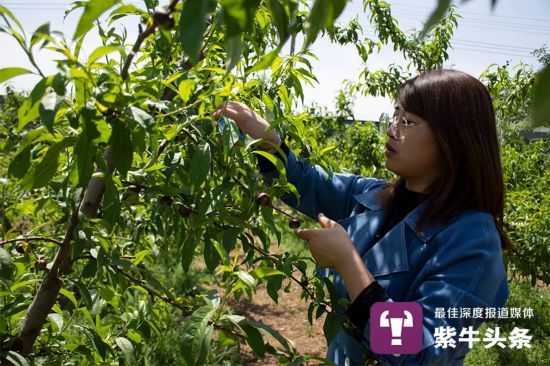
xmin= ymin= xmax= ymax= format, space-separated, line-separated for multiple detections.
xmin=370 ymin=302 xmax=423 ymax=354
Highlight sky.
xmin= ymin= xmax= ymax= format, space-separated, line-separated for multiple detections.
xmin=0 ymin=0 xmax=549 ymax=121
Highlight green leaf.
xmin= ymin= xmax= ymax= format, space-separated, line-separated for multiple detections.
xmin=110 ymin=120 xmax=133 ymax=176
xmin=533 ymin=65 xmax=550 ymax=127
xmin=0 ymin=5 xmax=24 ymax=34
xmin=178 ymin=79 xmax=196 ymax=104
xmin=261 ymin=205 xmax=281 ymax=244
xmin=76 ymin=325 xmax=110 ymax=360
xmin=302 ymin=0 xmax=348 ymax=50
xmin=18 ymin=77 xmax=51 ymax=130
xmin=52 ymin=73 xmax=67 ymax=95
xmin=33 ymin=137 xmax=75 ymax=189
xmin=189 ymin=142 xmax=211 ymax=193
xmin=322 ymin=311 xmax=342 ymax=344
xmin=59 ymin=288 xmax=79 ymax=308
xmin=179 ymin=0 xmax=215 ymax=63
xmin=4 ymin=351 xmax=29 ymax=366
xmin=74 ymin=281 xmax=93 ymax=310
xmin=0 ymin=67 xmax=32 ymax=83
xmin=419 ymin=0 xmax=451 ymax=39
xmin=73 ymin=0 xmax=118 ymax=40
xmin=102 ymin=172 xmax=121 ymax=225
xmin=239 ymin=321 xmax=265 ymax=357
xmin=247 ymin=48 xmax=281 ymax=74
xmin=252 ymin=150 xmax=286 ymax=176
xmin=0 ymin=248 xmax=15 ymax=281
xmin=8 ymin=146 xmax=31 ymax=179
xmin=181 ymin=305 xmax=216 ymax=366
xmin=30 ymin=22 xmax=50 ymax=47
xmin=266 ymin=275 xmax=283 ymax=303
xmin=109 ymin=4 xmax=147 ymax=19
xmin=88 ymin=45 xmax=124 ymax=64
xmin=268 ymin=0 xmax=290 ymax=43
xmin=75 ymin=113 xmax=99 ymax=186
xmin=244 ymin=318 xmax=294 ymax=352
xmin=126 ymin=106 xmax=154 ymax=131
xmin=131 ymin=249 xmax=152 ymax=265
xmin=236 ymin=270 xmax=256 ymax=291
xmin=81 ymin=259 xmax=98 ymax=279
xmin=252 ymin=267 xmax=285 ymax=279
xmin=181 ymin=236 xmax=197 ymax=273
xmin=47 ymin=313 xmax=64 ymax=332
xmin=307 ymin=302 xmax=315 ymax=325
xmin=115 ymin=337 xmax=135 ymax=365
xmin=225 ymin=34 xmax=243 ymax=72
xmin=39 ymin=92 xmax=62 ymax=132
xmin=221 ymin=0 xmax=260 ymax=36
xmin=204 ymin=238 xmax=221 ymax=272
xmin=221 ymin=228 xmax=239 ymax=253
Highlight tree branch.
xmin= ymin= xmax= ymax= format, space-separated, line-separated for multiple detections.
xmin=79 ymin=149 xmax=114 ymax=218
xmin=11 ymin=198 xmax=81 ymax=356
xmin=0 ymin=236 xmax=62 ymax=248
xmin=121 ymin=0 xmax=181 ymax=81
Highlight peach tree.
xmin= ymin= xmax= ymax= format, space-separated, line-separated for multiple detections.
xmin=0 ymin=0 xmax=355 ymax=364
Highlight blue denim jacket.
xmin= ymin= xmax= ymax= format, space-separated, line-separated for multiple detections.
xmin=264 ymin=147 xmax=509 ymax=366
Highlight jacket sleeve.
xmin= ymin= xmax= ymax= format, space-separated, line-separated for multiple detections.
xmin=352 ymin=215 xmax=509 ymax=365
xmin=260 ymin=142 xmax=385 ymax=222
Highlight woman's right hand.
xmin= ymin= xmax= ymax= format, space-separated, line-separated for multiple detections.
xmin=214 ymin=102 xmax=281 ymax=151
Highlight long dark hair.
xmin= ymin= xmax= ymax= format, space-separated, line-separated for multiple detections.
xmin=381 ymin=69 xmax=512 ymax=251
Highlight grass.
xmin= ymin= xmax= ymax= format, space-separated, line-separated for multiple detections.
xmin=465 ymin=278 xmax=550 ymax=366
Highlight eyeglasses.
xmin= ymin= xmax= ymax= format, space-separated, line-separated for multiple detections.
xmin=379 ymin=111 xmax=425 ymax=140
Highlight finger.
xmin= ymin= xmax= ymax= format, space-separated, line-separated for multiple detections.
xmin=294 ymin=228 xmax=316 ymax=240
xmin=294 ymin=229 xmax=307 ymax=240
xmin=213 ymin=103 xmax=228 ymax=120
xmin=306 ymin=247 xmax=321 ymax=266
xmin=317 ymin=213 xmax=334 ymax=229
xmin=213 ymin=101 xmax=238 ymax=119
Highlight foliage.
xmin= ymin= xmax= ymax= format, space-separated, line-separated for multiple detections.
xmin=465 ymin=279 xmax=550 ymax=366
xmin=0 ymin=0 xmax=348 ymax=363
xmin=0 ymin=0 xmax=547 ymax=365
xmin=424 ymin=0 xmax=549 ymax=127
xmin=480 ymin=54 xmax=549 ymax=287
xmin=328 ymin=1 xmax=461 ymax=102
xmin=300 ymin=106 xmax=392 ymax=180
xmin=501 ymin=132 xmax=549 ymax=286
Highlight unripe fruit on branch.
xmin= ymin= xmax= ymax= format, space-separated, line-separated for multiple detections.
xmin=127 ymin=184 xmax=141 ymax=193
xmin=35 ymin=259 xmax=47 ymax=270
xmin=152 ymin=9 xmax=174 ymax=29
xmin=159 ymin=196 xmax=173 ymax=206
xmin=255 ymin=192 xmax=271 ymax=206
xmin=16 ymin=243 xmax=26 ymax=254
xmin=179 ymin=204 xmax=191 ymax=217
xmin=288 ymin=219 xmax=303 ymax=229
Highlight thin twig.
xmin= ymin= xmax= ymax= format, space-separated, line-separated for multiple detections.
xmin=114 ymin=267 xmax=192 ymax=315
xmin=120 ymin=0 xmax=181 ymax=81
xmin=0 ymin=236 xmax=63 ymax=247
xmin=243 ymin=230 xmax=332 ymax=310
xmin=270 ymin=205 xmax=295 ymax=220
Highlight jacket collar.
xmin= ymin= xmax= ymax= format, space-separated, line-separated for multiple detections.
xmin=352 ymin=191 xmax=384 ymax=211
xmin=353 ymin=189 xmax=447 ymax=243
xmin=402 ymin=201 xmax=448 ymax=242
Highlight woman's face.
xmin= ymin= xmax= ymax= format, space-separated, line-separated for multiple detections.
xmin=384 ymin=104 xmax=442 ymax=193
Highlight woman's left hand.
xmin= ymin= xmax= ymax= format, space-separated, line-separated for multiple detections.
xmin=294 ymin=213 xmax=356 ymax=271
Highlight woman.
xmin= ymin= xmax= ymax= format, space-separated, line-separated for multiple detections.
xmin=217 ymin=69 xmax=510 ymax=365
